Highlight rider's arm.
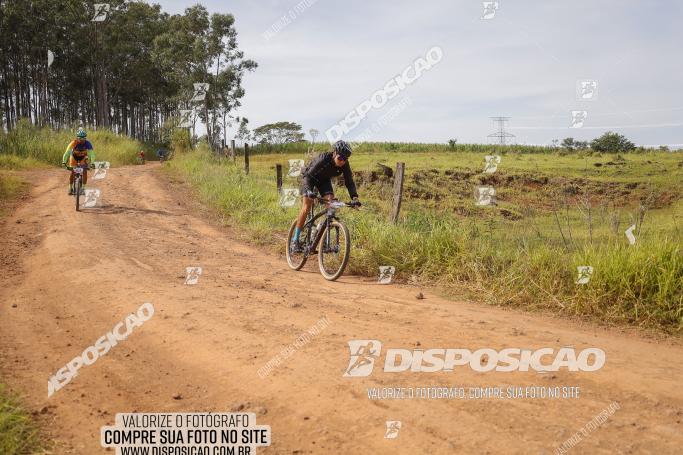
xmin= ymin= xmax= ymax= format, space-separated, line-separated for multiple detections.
xmin=341 ymin=162 xmax=358 ymax=199
xmin=86 ymin=141 xmax=95 ymax=163
xmin=62 ymin=142 xmax=75 ymax=165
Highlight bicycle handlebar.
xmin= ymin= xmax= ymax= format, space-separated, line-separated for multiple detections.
xmin=316 ymin=197 xmax=361 ymax=208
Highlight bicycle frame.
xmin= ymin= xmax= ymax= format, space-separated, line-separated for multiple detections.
xmin=72 ymin=165 xmax=87 ymax=184
xmin=301 ymin=199 xmax=343 ymax=255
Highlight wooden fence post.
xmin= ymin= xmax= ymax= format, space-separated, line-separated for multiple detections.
xmin=276 ymin=164 xmax=283 ymax=193
xmin=230 ymin=139 xmax=236 ymax=162
xmin=244 ymin=143 xmax=250 ymax=175
xmin=390 ymin=162 xmax=405 ymax=223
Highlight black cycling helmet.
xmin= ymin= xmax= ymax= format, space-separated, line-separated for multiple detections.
xmin=333 ymin=140 xmax=352 ymax=159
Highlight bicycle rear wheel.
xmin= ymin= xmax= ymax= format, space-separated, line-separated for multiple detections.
xmin=286 ymin=220 xmax=309 ymax=270
xmin=318 ymin=220 xmax=350 ymax=281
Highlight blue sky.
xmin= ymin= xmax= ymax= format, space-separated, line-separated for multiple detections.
xmin=156 ymin=0 xmax=683 ymax=147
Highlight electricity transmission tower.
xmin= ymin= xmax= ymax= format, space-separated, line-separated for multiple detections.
xmin=487 ymin=117 xmax=515 ymax=145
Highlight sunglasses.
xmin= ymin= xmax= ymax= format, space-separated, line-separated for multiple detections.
xmin=336 ymin=153 xmax=347 ymax=161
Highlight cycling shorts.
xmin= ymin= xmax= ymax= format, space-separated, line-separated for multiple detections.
xmin=69 ymin=153 xmax=89 ymax=167
xmin=301 ymin=176 xmax=333 ymax=198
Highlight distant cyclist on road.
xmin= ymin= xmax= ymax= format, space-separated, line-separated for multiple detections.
xmin=156 ymin=148 xmax=167 ymax=162
xmin=290 ymin=140 xmax=361 ymax=253
xmin=61 ymin=128 xmax=95 ymax=195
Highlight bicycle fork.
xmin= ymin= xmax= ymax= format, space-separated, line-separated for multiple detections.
xmin=320 ymin=218 xmax=340 ymax=254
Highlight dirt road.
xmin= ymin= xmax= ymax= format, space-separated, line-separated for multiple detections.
xmin=0 ymin=164 xmax=681 ymax=454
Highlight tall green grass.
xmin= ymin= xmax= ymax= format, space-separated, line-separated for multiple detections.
xmin=168 ymin=148 xmax=682 ymax=332
xmin=0 ymin=384 xmax=43 ymax=454
xmin=0 ymin=119 xmax=145 ymax=166
xmin=0 ymin=174 xmax=27 ymax=201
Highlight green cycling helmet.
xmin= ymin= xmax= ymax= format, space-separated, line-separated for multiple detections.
xmin=76 ymin=128 xmax=87 ymax=138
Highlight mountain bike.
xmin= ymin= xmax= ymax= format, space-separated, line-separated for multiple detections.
xmin=286 ymin=196 xmax=360 ymax=281
xmin=70 ymin=164 xmax=90 ymax=211
xmin=157 ymin=149 xmax=169 ymax=163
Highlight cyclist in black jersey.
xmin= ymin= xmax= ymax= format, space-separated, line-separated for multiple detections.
xmin=290 ymin=140 xmax=361 ymax=252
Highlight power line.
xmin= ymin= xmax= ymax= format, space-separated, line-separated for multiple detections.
xmin=487 ymin=116 xmax=515 ymax=145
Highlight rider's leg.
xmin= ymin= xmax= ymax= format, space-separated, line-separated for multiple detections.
xmin=295 ymin=177 xmax=317 ymax=242
xmin=294 ymin=197 xmax=313 ymax=242
xmin=318 ymin=178 xmax=334 ymax=202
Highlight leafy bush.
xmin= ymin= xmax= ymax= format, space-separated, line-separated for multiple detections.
xmin=171 ymin=128 xmax=192 ymax=154
xmin=590 ymin=131 xmax=636 ymax=153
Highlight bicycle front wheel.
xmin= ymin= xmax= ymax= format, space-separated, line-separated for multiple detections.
xmin=75 ymin=178 xmax=81 ymax=212
xmin=318 ymin=220 xmax=350 ymax=281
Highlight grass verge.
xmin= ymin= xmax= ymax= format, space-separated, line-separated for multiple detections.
xmin=0 ymin=384 xmax=43 ymax=455
xmin=0 ymin=173 xmax=30 ymax=219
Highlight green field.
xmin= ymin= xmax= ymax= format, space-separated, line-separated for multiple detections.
xmin=168 ymin=143 xmax=682 ymax=333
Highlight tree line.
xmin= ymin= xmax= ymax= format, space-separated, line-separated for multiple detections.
xmin=0 ymin=0 xmax=256 ymax=146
